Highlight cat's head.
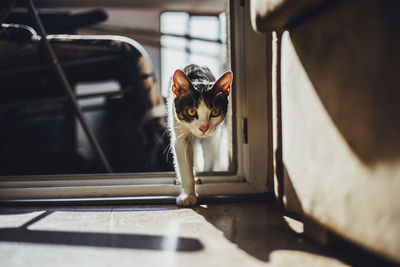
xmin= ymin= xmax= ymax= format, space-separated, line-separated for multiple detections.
xmin=172 ymin=69 xmax=232 ymax=138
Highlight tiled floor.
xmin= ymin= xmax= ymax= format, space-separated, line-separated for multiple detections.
xmin=0 ymin=201 xmax=396 ymax=267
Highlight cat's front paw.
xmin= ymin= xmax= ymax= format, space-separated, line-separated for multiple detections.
xmin=176 ymin=193 xmax=197 ymax=207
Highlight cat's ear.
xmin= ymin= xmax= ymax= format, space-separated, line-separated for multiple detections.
xmin=172 ymin=70 xmax=192 ymax=98
xmin=214 ymin=71 xmax=232 ymax=95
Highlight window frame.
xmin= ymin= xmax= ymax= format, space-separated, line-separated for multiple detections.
xmin=0 ymin=0 xmax=272 ymax=202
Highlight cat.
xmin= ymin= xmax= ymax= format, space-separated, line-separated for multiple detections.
xmin=168 ymin=64 xmax=233 ymax=207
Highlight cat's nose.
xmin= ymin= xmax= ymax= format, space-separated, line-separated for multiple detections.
xmin=199 ymin=125 xmax=209 ymax=133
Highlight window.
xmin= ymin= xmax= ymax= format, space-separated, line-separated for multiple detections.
xmin=160 ymin=12 xmax=227 ymax=97
xmin=0 ymin=0 xmax=271 ymax=202
xmin=160 ymin=11 xmax=232 ymax=173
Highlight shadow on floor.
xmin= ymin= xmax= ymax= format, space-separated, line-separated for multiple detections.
xmin=194 ymin=201 xmax=398 ymax=267
xmin=0 ymin=202 xmax=398 ymax=266
xmin=0 ymin=209 xmax=203 ymax=252
xmin=0 ymin=228 xmax=203 ymax=252
xmin=194 ymin=201 xmax=322 ymax=261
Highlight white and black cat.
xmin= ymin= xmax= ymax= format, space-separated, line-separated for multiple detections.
xmin=168 ymin=64 xmax=232 ymax=207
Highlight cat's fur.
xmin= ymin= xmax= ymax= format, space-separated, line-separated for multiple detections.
xmin=168 ymin=64 xmax=232 ymax=207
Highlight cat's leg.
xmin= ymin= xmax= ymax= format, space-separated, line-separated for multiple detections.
xmin=174 ymin=138 xmax=197 ymax=207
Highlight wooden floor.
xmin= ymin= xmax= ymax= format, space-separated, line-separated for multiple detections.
xmin=0 ymin=201 xmax=396 ymax=267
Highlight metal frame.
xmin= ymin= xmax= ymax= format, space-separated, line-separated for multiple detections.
xmin=26 ymin=0 xmax=112 ymax=173
xmin=0 ymin=0 xmax=15 ymax=26
xmin=1 ymin=0 xmax=114 ymax=172
xmin=0 ymin=0 xmax=273 ymax=203
xmin=0 ymin=54 xmax=123 ymax=77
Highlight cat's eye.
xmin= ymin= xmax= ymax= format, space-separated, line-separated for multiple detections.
xmin=186 ymin=108 xmax=197 ymax=117
xmin=211 ymin=107 xmax=221 ymax=117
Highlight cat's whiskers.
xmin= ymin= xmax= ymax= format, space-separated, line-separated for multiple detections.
xmin=176 ymin=131 xmax=191 ymax=140
xmin=176 ymin=132 xmax=188 ymax=140
xmin=163 ymin=125 xmax=187 ymax=138
xmin=173 ymin=124 xmax=187 ymax=130
xmin=162 ymin=125 xmax=186 ymax=161
xmin=163 ymin=143 xmax=173 ymax=161
xmin=161 ymin=129 xmax=170 ymax=138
